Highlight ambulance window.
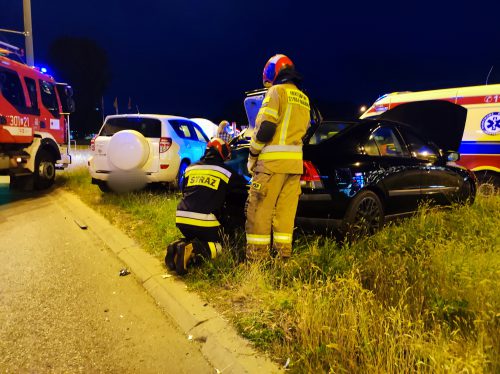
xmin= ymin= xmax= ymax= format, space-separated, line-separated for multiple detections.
xmin=39 ymin=80 xmax=60 ymax=117
xmin=0 ymin=67 xmax=27 ymax=109
xmin=24 ymin=77 xmax=39 ymax=111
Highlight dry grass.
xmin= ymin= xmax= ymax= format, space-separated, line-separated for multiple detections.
xmin=59 ymin=166 xmax=500 ymax=373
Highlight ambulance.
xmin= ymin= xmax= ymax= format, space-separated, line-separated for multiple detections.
xmin=0 ymin=41 xmax=74 ymax=189
xmin=360 ymin=84 xmax=500 ymax=185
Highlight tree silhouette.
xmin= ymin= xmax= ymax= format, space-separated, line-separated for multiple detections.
xmin=48 ymin=37 xmax=111 ymax=137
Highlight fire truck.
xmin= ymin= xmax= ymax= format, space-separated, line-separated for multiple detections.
xmin=0 ymin=41 xmax=74 ymax=189
xmin=361 ymin=84 xmax=500 ymax=185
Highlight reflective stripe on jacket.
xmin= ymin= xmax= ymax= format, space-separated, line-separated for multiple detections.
xmin=250 ymin=83 xmax=310 ymax=174
xmin=175 ymin=210 xmax=220 ymax=227
xmin=176 ymin=160 xmax=234 ymax=227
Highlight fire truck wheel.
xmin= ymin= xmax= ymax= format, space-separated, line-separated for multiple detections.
xmin=34 ymin=149 xmax=56 ymax=190
xmin=108 ymin=130 xmax=149 ymax=171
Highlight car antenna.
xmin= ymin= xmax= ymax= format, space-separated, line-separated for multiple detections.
xmin=485 ymin=65 xmax=494 ymax=85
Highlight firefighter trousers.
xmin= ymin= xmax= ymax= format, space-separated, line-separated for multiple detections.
xmin=176 ymin=223 xmax=223 ymax=260
xmin=245 ymin=171 xmax=301 ymax=261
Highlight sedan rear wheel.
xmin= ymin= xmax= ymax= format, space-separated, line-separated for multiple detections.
xmin=344 ymin=190 xmax=384 ymax=241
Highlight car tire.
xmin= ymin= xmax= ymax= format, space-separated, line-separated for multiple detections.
xmin=34 ymin=149 xmax=56 ymax=190
xmin=343 ymin=190 xmax=384 ymax=240
xmin=176 ymin=160 xmax=189 ymax=191
xmin=458 ymin=180 xmax=475 ymax=205
xmin=107 ymin=130 xmax=149 ymax=171
xmin=475 ymin=170 xmax=500 ymax=186
xmin=97 ymin=181 xmax=111 ymax=193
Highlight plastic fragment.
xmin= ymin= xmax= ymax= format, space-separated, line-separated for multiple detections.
xmin=119 ymin=268 xmax=130 ymax=276
xmin=74 ymin=219 xmax=88 ymax=229
xmin=284 ymin=358 xmax=291 ymax=368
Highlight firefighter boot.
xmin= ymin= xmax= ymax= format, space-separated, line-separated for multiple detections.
xmin=175 ymin=241 xmax=195 ymax=276
xmin=165 ymin=239 xmax=185 ymax=271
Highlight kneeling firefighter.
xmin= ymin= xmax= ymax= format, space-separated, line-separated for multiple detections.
xmin=166 ymin=138 xmax=236 ymax=275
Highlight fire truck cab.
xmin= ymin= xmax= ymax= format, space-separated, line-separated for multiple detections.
xmin=0 ymin=41 xmax=74 ymax=189
xmin=361 ymin=84 xmax=500 ymax=185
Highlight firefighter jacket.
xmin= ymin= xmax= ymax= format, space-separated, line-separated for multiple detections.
xmin=249 ymin=82 xmax=310 ymax=174
xmin=176 ymin=159 xmax=236 ymax=228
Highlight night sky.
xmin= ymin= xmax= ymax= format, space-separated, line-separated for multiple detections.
xmin=2 ymin=1 xmax=500 ymax=125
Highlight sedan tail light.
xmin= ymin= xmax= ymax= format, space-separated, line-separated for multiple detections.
xmin=159 ymin=137 xmax=172 ymax=153
xmin=301 ymin=160 xmax=324 ymax=189
xmin=90 ymin=136 xmax=96 ymax=151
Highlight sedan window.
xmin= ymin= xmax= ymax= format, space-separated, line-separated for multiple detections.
xmin=402 ymin=129 xmax=439 ymax=162
xmin=369 ymin=127 xmax=408 ymax=157
xmin=308 ymin=121 xmax=354 ymax=144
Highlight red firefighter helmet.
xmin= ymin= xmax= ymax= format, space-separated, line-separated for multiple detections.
xmin=206 ymin=137 xmax=231 ymax=161
xmin=262 ymin=54 xmax=294 ymax=88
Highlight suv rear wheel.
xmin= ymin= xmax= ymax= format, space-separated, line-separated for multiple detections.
xmin=176 ymin=160 xmax=190 ymax=190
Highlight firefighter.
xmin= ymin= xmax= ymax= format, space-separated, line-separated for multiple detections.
xmin=165 ymin=138 xmax=236 ymax=275
xmin=245 ymin=54 xmax=310 ymax=261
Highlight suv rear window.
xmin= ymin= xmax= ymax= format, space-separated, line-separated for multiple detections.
xmin=100 ymin=117 xmax=162 ymax=137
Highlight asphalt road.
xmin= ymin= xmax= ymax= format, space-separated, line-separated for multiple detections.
xmin=0 ymin=178 xmax=213 ymax=373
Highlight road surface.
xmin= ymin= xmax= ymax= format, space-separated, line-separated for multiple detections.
xmin=0 ymin=178 xmax=213 ymax=373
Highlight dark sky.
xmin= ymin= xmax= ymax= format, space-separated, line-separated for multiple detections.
xmin=2 ymin=1 xmax=500 ymax=123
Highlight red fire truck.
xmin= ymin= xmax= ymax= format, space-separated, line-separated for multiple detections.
xmin=0 ymin=41 xmax=74 ymax=189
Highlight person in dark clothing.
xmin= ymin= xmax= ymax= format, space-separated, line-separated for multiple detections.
xmin=166 ymin=137 xmax=237 ymax=275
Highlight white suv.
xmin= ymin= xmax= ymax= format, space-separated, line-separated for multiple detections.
xmin=88 ymin=114 xmax=209 ymax=191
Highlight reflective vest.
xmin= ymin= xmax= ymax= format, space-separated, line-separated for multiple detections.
xmin=176 ymin=160 xmax=233 ymax=227
xmin=250 ymin=82 xmax=310 ymax=174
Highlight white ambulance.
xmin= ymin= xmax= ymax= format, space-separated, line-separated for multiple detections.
xmin=361 ymin=84 xmax=500 ymax=184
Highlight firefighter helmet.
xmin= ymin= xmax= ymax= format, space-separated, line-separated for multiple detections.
xmin=205 ymin=137 xmax=231 ymax=161
xmin=262 ymin=54 xmax=294 ymax=88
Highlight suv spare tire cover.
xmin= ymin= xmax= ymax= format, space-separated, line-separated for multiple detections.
xmin=108 ymin=130 xmax=150 ymax=171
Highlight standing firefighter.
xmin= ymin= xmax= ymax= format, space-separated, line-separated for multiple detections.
xmin=166 ymin=138 xmax=236 ymax=275
xmin=245 ymin=54 xmax=310 ymax=261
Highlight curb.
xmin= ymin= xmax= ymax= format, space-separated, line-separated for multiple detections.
xmin=56 ymin=190 xmax=282 ymax=374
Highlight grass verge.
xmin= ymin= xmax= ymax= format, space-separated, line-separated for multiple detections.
xmin=59 ymin=166 xmax=500 ymax=373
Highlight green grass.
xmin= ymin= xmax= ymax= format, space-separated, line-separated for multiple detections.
xmin=58 ymin=166 xmax=500 ymax=373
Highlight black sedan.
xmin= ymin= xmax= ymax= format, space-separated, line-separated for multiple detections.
xmin=224 ymin=102 xmax=477 ymax=238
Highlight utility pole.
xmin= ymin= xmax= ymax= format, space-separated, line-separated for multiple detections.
xmin=23 ymin=0 xmax=34 ymax=66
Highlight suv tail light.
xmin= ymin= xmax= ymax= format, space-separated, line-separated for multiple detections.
xmin=301 ymin=160 xmax=324 ymax=189
xmin=90 ymin=136 xmax=96 ymax=151
xmin=159 ymin=137 xmax=172 ymax=153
